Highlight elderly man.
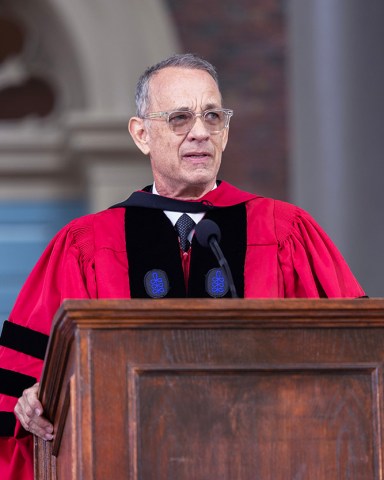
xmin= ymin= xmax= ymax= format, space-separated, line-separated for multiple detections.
xmin=0 ymin=53 xmax=364 ymax=479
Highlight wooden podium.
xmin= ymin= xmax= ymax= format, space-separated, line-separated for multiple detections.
xmin=35 ymin=298 xmax=384 ymax=480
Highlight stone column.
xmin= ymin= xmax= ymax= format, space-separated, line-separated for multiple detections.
xmin=288 ymin=0 xmax=384 ymax=295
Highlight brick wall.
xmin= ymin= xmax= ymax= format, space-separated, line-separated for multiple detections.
xmin=165 ymin=0 xmax=288 ymax=199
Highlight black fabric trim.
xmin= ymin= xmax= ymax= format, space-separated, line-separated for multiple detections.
xmin=0 ymin=411 xmax=16 ymax=437
xmin=125 ymin=208 xmax=186 ymax=298
xmin=111 ymin=191 xmax=216 ymax=213
xmin=0 ymin=368 xmax=37 ymax=398
xmin=124 ymin=203 xmax=246 ymax=298
xmin=188 ymin=204 xmax=246 ymax=298
xmin=0 ymin=321 xmax=49 ymax=360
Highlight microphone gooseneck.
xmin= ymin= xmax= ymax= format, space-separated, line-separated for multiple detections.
xmin=194 ymin=219 xmax=238 ymax=298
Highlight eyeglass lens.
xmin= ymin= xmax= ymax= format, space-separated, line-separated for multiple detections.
xmin=168 ymin=110 xmax=228 ymax=134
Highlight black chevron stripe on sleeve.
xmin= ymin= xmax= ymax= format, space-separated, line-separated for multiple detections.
xmin=0 ymin=368 xmax=37 ymax=398
xmin=0 ymin=411 xmax=16 ymax=436
xmin=0 ymin=321 xmax=49 ymax=360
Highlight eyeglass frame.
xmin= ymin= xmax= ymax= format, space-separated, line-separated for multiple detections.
xmin=142 ymin=108 xmax=234 ymax=135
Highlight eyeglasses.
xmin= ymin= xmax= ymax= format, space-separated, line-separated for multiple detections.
xmin=143 ymin=108 xmax=234 ymax=135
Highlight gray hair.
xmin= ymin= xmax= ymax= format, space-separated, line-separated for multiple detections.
xmin=135 ymin=53 xmax=220 ymax=117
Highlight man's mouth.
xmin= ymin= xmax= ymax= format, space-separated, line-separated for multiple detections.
xmin=183 ymin=152 xmax=211 ymax=160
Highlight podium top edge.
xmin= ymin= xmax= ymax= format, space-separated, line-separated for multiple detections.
xmin=52 ymin=298 xmax=384 ymax=324
xmin=58 ymin=298 xmax=379 ymax=311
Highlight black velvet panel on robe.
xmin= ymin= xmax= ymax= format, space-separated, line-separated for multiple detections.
xmin=124 ymin=204 xmax=246 ymax=298
xmin=125 ymin=207 xmax=185 ymax=297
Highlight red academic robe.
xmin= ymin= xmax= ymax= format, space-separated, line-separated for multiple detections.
xmin=0 ymin=182 xmax=365 ymax=479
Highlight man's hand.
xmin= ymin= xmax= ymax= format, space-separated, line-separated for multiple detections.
xmin=14 ymin=382 xmax=54 ymax=441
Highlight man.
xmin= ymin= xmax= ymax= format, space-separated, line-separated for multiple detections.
xmin=0 ymin=53 xmax=365 ymax=479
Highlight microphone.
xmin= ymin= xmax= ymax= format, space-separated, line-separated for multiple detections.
xmin=194 ymin=219 xmax=238 ymax=298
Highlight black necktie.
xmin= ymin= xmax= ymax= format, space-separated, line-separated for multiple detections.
xmin=175 ymin=213 xmax=196 ymax=252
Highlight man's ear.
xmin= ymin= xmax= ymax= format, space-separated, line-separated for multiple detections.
xmin=128 ymin=117 xmax=150 ymax=155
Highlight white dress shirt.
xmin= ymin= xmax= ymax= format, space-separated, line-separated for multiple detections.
xmin=152 ymin=183 xmax=216 ymax=242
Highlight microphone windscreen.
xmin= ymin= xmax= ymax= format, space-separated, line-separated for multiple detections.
xmin=194 ymin=219 xmax=221 ymax=247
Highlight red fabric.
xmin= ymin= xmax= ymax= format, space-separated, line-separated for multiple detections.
xmin=0 ymin=427 xmax=33 ymax=480
xmin=243 ymin=197 xmax=364 ymax=298
xmin=181 ymin=250 xmax=192 ymax=291
xmin=0 ymin=182 xmax=365 ymax=478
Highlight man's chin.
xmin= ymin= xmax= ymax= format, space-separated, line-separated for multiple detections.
xmin=183 ymin=173 xmax=216 ymax=187
xmin=183 ymin=165 xmax=218 ymax=183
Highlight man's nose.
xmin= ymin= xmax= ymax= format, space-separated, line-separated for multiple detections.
xmin=187 ymin=114 xmax=210 ymax=139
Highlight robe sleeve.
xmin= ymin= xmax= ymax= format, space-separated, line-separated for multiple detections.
xmin=276 ymin=202 xmax=365 ymax=298
xmin=0 ymin=219 xmax=96 ymax=480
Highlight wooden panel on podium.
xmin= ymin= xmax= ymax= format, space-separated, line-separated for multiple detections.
xmin=34 ymin=299 xmax=384 ymax=480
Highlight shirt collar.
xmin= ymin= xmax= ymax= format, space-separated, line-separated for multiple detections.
xmin=152 ymin=182 xmax=216 ymax=227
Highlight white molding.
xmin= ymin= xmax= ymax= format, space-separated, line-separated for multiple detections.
xmin=0 ymin=0 xmax=177 ymax=205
